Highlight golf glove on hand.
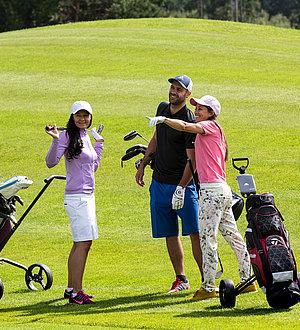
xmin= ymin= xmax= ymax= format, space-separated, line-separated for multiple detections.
xmin=90 ymin=128 xmax=104 ymax=142
xmin=172 ymin=186 xmax=186 ymax=210
xmin=146 ymin=116 xmax=166 ymax=127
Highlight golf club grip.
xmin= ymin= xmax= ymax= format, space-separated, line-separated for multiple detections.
xmin=44 ymin=175 xmax=66 ymax=183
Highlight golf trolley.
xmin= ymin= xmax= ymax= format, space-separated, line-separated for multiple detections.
xmin=0 ymin=174 xmax=66 ymax=300
xmin=219 ymin=157 xmax=300 ymax=309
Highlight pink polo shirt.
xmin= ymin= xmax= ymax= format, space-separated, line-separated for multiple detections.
xmin=195 ymin=120 xmax=227 ymax=183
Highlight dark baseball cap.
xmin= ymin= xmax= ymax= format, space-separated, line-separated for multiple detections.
xmin=168 ymin=75 xmax=193 ymax=92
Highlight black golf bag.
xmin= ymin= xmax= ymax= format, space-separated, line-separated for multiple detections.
xmin=245 ymin=193 xmax=300 ymax=309
xmin=0 ymin=195 xmax=20 ymax=250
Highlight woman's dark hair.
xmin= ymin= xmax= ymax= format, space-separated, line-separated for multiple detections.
xmin=65 ymin=114 xmax=92 ymax=160
xmin=206 ymin=106 xmax=217 ymax=120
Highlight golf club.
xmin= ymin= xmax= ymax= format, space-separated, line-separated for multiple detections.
xmin=45 ymin=125 xmax=66 ymax=131
xmin=125 ymin=144 xmax=147 ymax=154
xmin=45 ymin=123 xmax=104 ymax=133
xmin=123 ymin=130 xmax=149 ymax=143
xmin=121 ymin=148 xmax=146 ymax=167
xmin=97 ymin=124 xmax=104 ymax=134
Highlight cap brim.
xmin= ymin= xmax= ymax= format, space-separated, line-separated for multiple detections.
xmin=71 ymin=108 xmax=92 ymax=115
xmin=168 ymin=78 xmax=188 ymax=90
xmin=190 ymin=98 xmax=207 ymax=106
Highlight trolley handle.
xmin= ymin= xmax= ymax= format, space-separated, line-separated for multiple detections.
xmin=44 ymin=175 xmax=66 ymax=184
xmin=232 ymin=157 xmax=249 ymax=174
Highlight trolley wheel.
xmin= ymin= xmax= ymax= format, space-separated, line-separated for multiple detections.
xmin=219 ymin=279 xmax=236 ymax=308
xmin=0 ymin=278 xmax=4 ymax=300
xmin=25 ymin=263 xmax=53 ymax=291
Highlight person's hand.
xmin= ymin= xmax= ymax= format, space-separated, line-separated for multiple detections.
xmin=146 ymin=116 xmax=166 ymax=127
xmin=45 ymin=125 xmax=59 ymax=139
xmin=90 ymin=128 xmax=104 ymax=142
xmin=172 ymin=186 xmax=186 ymax=210
xmin=135 ymin=166 xmax=145 ymax=187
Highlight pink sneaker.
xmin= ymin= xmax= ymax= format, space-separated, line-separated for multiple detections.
xmin=64 ymin=289 xmax=94 ymax=299
xmin=69 ymin=290 xmax=94 ymax=305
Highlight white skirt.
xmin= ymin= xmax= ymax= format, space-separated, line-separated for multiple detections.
xmin=64 ymin=193 xmax=98 ymax=242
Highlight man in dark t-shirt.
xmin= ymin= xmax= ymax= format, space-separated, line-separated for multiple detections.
xmin=136 ymin=75 xmax=203 ymax=294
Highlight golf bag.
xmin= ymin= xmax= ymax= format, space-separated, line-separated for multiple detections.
xmin=0 ymin=176 xmax=32 ymax=249
xmin=245 ymin=193 xmax=300 ymax=309
xmin=0 ymin=194 xmax=23 ymax=251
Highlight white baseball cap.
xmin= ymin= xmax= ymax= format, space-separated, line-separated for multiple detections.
xmin=70 ymin=101 xmax=93 ymax=115
xmin=190 ymin=95 xmax=221 ymax=116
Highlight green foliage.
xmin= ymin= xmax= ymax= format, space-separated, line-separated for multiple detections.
xmin=1 ymin=0 xmax=299 ymax=31
xmin=269 ymin=14 xmax=292 ymax=28
xmin=0 ymin=0 xmax=59 ymax=31
xmin=0 ymin=18 xmax=299 ymax=328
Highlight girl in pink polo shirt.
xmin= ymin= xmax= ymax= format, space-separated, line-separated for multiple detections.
xmin=147 ymin=95 xmax=256 ymax=300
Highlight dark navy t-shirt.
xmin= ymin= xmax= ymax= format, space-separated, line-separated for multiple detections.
xmin=152 ymin=102 xmax=196 ymax=185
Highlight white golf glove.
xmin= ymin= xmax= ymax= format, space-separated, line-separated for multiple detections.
xmin=146 ymin=116 xmax=166 ymax=127
xmin=172 ymin=186 xmax=186 ymax=210
xmin=90 ymin=128 xmax=104 ymax=142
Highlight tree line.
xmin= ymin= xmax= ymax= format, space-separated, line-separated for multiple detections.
xmin=0 ymin=0 xmax=299 ymax=33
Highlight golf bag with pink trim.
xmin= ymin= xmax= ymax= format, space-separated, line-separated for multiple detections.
xmin=245 ymin=193 xmax=300 ymax=308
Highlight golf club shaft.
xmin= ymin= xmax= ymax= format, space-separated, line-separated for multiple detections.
xmin=137 ymin=134 xmax=149 ymax=143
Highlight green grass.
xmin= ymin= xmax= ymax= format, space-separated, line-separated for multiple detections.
xmin=0 ymin=18 xmax=299 ymax=329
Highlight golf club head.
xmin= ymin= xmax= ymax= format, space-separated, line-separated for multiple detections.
xmin=97 ymin=124 xmax=104 ymax=134
xmin=121 ymin=149 xmax=144 ymax=162
xmin=125 ymin=144 xmax=147 ymax=154
xmin=123 ymin=130 xmax=149 ymax=143
xmin=123 ymin=130 xmax=138 ymax=141
xmin=121 ymin=148 xmax=146 ymax=168
xmin=45 ymin=125 xmax=66 ymax=131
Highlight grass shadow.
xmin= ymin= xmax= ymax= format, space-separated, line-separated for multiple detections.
xmin=0 ymin=291 xmax=193 ymax=317
xmin=1 ymin=291 xmax=295 ymax=319
xmin=176 ymin=304 xmax=292 ymax=318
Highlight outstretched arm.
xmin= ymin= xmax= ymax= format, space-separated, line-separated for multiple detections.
xmin=147 ymin=116 xmax=204 ymax=134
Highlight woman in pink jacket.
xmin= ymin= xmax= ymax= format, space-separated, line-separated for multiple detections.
xmin=147 ymin=95 xmax=256 ymax=301
xmin=46 ymin=101 xmax=103 ymax=305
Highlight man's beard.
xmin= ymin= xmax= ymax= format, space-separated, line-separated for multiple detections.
xmin=169 ymin=93 xmax=185 ymax=105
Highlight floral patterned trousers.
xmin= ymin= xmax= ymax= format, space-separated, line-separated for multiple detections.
xmin=199 ymin=182 xmax=251 ymax=292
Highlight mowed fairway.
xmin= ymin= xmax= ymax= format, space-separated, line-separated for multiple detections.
xmin=0 ymin=18 xmax=299 ymax=329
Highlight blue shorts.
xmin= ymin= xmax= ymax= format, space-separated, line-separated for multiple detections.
xmin=149 ymin=179 xmax=199 ymax=238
